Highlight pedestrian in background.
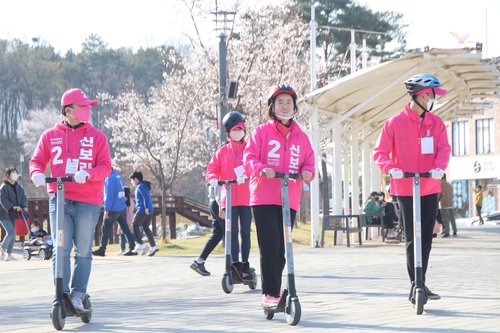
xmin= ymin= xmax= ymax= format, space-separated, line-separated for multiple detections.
xmin=92 ymin=168 xmax=137 ymax=256
xmin=439 ymin=174 xmax=457 ymax=237
xmin=474 ymin=185 xmax=484 ymax=225
xmin=130 ymin=171 xmax=158 ymax=256
xmin=0 ymin=167 xmax=28 ymax=261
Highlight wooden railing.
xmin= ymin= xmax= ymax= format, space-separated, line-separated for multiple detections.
xmin=1 ymin=195 xmax=211 ymax=244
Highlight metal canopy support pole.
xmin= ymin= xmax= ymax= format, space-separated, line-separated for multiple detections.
xmin=309 ymin=2 xmax=320 ymax=247
xmin=332 ymin=124 xmax=343 ymax=244
xmin=350 ymin=122 xmax=360 ymax=245
xmin=351 ymin=122 xmax=360 ymax=215
xmin=362 ymin=127 xmax=372 ymax=240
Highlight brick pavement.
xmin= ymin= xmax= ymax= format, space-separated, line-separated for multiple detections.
xmin=0 ymin=224 xmax=499 ymax=333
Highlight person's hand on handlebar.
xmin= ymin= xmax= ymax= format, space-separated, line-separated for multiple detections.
xmin=430 ymin=168 xmax=444 ymax=179
xmin=389 ymin=168 xmax=404 ymax=179
xmin=261 ymin=168 xmax=275 ymax=179
xmin=74 ymin=170 xmax=90 ymax=184
xmin=32 ymin=173 xmax=46 ymax=187
xmin=302 ymin=171 xmax=313 ymax=181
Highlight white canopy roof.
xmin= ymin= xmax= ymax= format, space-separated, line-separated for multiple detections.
xmin=301 ymin=48 xmax=500 ymax=138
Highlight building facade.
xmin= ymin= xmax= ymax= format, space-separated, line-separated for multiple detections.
xmin=446 ymin=96 xmax=500 ymax=218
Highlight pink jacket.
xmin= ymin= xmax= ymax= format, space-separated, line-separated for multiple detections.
xmin=206 ymin=140 xmax=250 ymax=208
xmin=30 ymin=121 xmax=112 ymax=205
xmin=243 ymin=120 xmax=315 ymax=211
xmin=373 ymin=103 xmax=451 ymax=196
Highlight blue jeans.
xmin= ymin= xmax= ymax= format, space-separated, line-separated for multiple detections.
xmin=49 ymin=197 xmax=100 ymax=295
xmin=0 ymin=219 xmax=15 ymax=254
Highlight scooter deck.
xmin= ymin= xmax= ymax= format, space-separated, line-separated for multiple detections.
xmin=229 ymin=265 xmax=257 ymax=285
xmin=62 ymin=293 xmax=92 ymax=316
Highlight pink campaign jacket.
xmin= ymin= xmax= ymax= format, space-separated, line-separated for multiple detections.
xmin=30 ymin=121 xmax=112 ymax=205
xmin=243 ymin=120 xmax=315 ymax=211
xmin=206 ymin=140 xmax=250 ymax=209
xmin=373 ymin=103 xmax=451 ymax=196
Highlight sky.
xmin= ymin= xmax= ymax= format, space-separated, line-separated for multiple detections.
xmin=0 ymin=0 xmax=499 ymax=58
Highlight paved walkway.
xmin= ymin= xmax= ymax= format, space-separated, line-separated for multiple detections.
xmin=1 ymin=224 xmax=499 ymax=333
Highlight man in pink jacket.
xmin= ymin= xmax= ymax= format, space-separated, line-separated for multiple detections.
xmin=374 ymin=74 xmax=451 ymax=302
xmin=30 ymin=88 xmax=112 ymax=312
xmin=244 ymin=84 xmax=315 ymax=308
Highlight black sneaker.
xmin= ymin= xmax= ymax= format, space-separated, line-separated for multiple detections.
xmin=92 ymin=248 xmax=105 ymax=256
xmin=441 ymin=233 xmax=450 ymax=238
xmin=190 ymin=260 xmax=210 ymax=276
xmin=123 ymin=250 xmax=138 ymax=256
xmin=452 ymin=233 xmax=457 ymax=237
xmin=425 ymin=287 xmax=441 ymax=300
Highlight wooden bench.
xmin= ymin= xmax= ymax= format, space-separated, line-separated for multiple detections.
xmin=321 ymin=214 xmax=362 ymax=247
xmin=359 ymin=214 xmax=385 ymax=242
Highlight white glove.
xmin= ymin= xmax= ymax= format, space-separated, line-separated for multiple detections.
xmin=209 ymin=178 xmax=219 ymax=187
xmin=32 ymin=173 xmax=46 ymax=187
xmin=74 ymin=170 xmax=90 ymax=184
xmin=236 ymin=175 xmax=247 ymax=184
xmin=389 ymin=168 xmax=404 ymax=179
xmin=430 ymin=168 xmax=444 ymax=180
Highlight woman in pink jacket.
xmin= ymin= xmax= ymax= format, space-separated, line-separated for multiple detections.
xmin=243 ymin=84 xmax=315 ymax=308
xmin=29 ymin=88 xmax=112 ymax=312
xmin=373 ymin=74 xmax=451 ymax=302
xmin=190 ymin=111 xmax=252 ymax=277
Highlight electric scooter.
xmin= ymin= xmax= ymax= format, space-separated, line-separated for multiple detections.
xmin=217 ymin=179 xmax=258 ymax=294
xmin=45 ymin=176 xmax=92 ymax=330
xmin=404 ymin=172 xmax=430 ymax=315
xmin=261 ymin=172 xmax=301 ymax=326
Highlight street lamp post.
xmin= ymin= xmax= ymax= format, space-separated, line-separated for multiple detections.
xmin=213 ymin=10 xmax=235 ymax=144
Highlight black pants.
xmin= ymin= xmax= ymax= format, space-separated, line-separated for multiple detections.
xmin=99 ymin=210 xmax=136 ymax=251
xmin=398 ymin=193 xmax=438 ymax=283
xmin=476 ymin=204 xmax=484 ymax=224
xmin=252 ymin=204 xmax=296 ymax=296
xmin=199 ymin=200 xmax=225 ymax=260
xmin=132 ymin=212 xmax=156 ymax=247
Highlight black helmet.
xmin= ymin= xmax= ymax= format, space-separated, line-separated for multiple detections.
xmin=222 ymin=111 xmax=245 ymax=133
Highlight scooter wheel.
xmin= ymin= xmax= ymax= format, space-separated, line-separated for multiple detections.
xmin=415 ymin=288 xmax=425 ymax=315
xmin=221 ymin=273 xmax=234 ymax=294
xmin=248 ymin=271 xmax=257 ymax=290
xmin=264 ymin=309 xmax=274 ymax=320
xmin=23 ymin=249 xmax=31 ymax=261
xmin=81 ymin=295 xmax=92 ymax=323
xmin=286 ymin=299 xmax=301 ymax=326
xmin=51 ymin=304 xmax=65 ymax=330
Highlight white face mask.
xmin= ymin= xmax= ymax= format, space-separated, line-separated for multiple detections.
xmin=10 ymin=172 xmax=19 ymax=181
xmin=426 ymin=97 xmax=436 ymax=111
xmin=230 ymin=131 xmax=245 ymax=142
xmin=31 ymin=227 xmax=39 ymax=233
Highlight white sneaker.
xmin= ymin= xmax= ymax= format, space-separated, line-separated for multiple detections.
xmin=147 ymin=246 xmax=159 ymax=257
xmin=116 ymin=250 xmax=126 ymax=256
xmin=131 ymin=244 xmax=142 ymax=254
xmin=4 ymin=253 xmax=16 ymax=261
xmin=140 ymin=243 xmax=149 ymax=255
xmin=71 ymin=296 xmax=84 ymax=312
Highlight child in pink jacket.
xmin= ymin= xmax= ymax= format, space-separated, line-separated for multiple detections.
xmin=190 ymin=111 xmax=252 ymax=278
xmin=243 ymin=84 xmax=315 ymax=308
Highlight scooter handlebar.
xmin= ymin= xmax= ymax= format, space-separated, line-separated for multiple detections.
xmin=259 ymin=171 xmax=302 ymax=179
xmin=403 ymin=172 xmax=431 ymax=178
xmin=45 ymin=176 xmax=74 ymax=183
xmin=206 ymin=179 xmax=238 ymax=186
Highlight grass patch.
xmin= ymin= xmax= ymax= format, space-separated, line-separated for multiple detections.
xmin=102 ymin=217 xmax=314 ymax=256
